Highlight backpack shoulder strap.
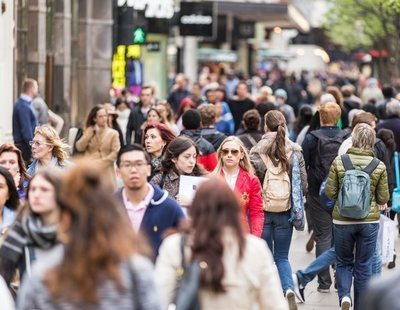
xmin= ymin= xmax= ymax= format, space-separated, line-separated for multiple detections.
xmin=363 ymin=158 xmax=380 ymax=175
xmin=246 ymin=134 xmax=258 ymax=147
xmin=341 ymin=154 xmax=354 ymax=171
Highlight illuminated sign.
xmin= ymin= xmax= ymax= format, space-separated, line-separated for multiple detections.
xmin=179 ymin=2 xmax=215 ymax=37
xmin=112 ymin=44 xmax=141 ymax=89
xmin=133 ymin=27 xmax=146 ymax=44
xmin=117 ymin=0 xmax=175 ymax=19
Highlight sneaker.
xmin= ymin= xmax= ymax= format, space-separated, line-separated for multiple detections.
xmin=292 ymin=273 xmax=305 ymax=303
xmin=306 ymin=231 xmax=315 ymax=252
xmin=341 ymin=296 xmax=351 ymax=310
xmin=317 ymin=286 xmax=330 ymax=293
xmin=285 ymin=289 xmax=298 ymax=310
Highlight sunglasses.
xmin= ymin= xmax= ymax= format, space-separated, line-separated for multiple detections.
xmin=221 ymin=148 xmax=240 ymax=156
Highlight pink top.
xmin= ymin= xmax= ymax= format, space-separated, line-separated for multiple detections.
xmin=122 ymin=184 xmax=154 ymax=232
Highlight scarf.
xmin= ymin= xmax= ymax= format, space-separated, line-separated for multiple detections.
xmin=0 ymin=213 xmax=58 ymax=264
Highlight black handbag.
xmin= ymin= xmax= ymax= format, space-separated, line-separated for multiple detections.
xmin=170 ymin=235 xmax=201 ymax=310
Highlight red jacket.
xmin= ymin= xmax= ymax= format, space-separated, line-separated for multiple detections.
xmin=221 ymin=168 xmax=264 ymax=237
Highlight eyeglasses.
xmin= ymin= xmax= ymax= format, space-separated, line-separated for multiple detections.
xmin=29 ymin=140 xmax=48 ymax=147
xmin=221 ymin=148 xmax=240 ymax=156
xmin=119 ymin=161 xmax=149 ymax=170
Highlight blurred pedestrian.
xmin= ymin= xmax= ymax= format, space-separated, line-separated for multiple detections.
xmin=237 ymin=109 xmax=263 ymax=151
xmin=104 ymin=103 xmax=124 ymax=147
xmin=228 ymin=81 xmax=255 ymax=133
xmin=27 ymin=125 xmax=72 ymax=176
xmin=0 ymin=170 xmax=61 ymax=287
xmin=198 ymin=104 xmax=227 ymax=150
xmin=168 ymin=73 xmax=192 ymax=113
xmin=326 ymin=123 xmax=389 ymax=310
xmin=155 ymin=178 xmax=288 ymax=309
xmin=175 ymin=97 xmax=196 ymax=132
xmin=115 ymin=144 xmax=184 ymax=257
xmin=115 ymin=97 xmax=133 ymax=145
xmin=154 ymin=100 xmax=179 ymax=135
xmin=13 ymin=78 xmax=39 ymax=164
xmin=180 ymin=109 xmax=217 ymax=172
xmin=151 ymin=136 xmax=206 ymax=206
xmin=126 ymin=85 xmax=155 ymax=145
xmin=17 ymin=164 xmax=162 ymax=309
xmin=0 ymin=167 xmax=19 ymax=242
xmin=0 ymin=144 xmax=30 ymax=200
xmin=75 ymin=105 xmax=121 ymax=190
xmin=142 ymin=123 xmax=176 ymax=179
xmin=376 ymin=99 xmax=400 ymax=152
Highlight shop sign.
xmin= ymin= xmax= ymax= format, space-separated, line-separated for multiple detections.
xmin=179 ymin=2 xmax=215 ymax=37
xmin=117 ymin=0 xmax=175 ymax=19
xmin=112 ymin=44 xmax=141 ymax=89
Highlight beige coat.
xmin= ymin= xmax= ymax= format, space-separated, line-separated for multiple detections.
xmin=75 ymin=126 xmax=120 ymax=190
xmin=155 ymin=231 xmax=288 ymax=310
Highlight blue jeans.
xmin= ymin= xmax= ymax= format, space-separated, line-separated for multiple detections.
xmin=262 ymin=211 xmax=294 ymax=292
xmin=296 ymin=247 xmax=336 ymax=287
xmin=334 ymin=223 xmax=379 ymax=310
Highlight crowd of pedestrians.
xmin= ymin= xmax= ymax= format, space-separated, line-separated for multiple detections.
xmin=1 ymin=68 xmax=400 ymax=309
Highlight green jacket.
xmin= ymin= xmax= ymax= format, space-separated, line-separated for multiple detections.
xmin=326 ymin=147 xmax=389 ymax=222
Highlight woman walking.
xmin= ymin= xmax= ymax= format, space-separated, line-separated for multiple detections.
xmin=250 ymin=110 xmax=308 ymax=310
xmin=155 ymin=178 xmax=287 ymax=309
xmin=214 ymin=136 xmax=264 ymax=237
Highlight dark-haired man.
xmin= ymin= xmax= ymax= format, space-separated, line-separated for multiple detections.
xmin=13 ymin=78 xmax=39 ymax=164
xmin=115 ymin=144 xmax=185 ymax=257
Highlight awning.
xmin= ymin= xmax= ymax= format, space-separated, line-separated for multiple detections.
xmin=215 ymin=0 xmax=310 ymax=32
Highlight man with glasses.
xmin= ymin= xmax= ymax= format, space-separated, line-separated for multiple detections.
xmin=115 ymin=144 xmax=185 ymax=257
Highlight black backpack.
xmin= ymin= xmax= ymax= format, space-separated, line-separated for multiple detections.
xmin=310 ymin=130 xmax=348 ymax=185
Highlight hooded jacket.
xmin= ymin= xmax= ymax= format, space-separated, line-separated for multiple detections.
xmin=116 ymin=184 xmax=185 ymax=256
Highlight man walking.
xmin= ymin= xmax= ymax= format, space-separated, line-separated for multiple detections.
xmin=12 ymin=78 xmax=38 ymax=164
xmin=115 ymin=144 xmax=185 ymax=257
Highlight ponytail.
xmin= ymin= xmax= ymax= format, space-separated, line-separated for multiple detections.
xmin=265 ymin=111 xmax=290 ymax=172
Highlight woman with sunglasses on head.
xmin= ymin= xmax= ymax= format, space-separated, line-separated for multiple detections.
xmin=27 ymin=125 xmax=72 ymax=176
xmin=17 ymin=164 xmax=161 ymax=310
xmin=155 ymin=178 xmax=287 ymax=309
xmin=250 ymin=110 xmax=307 ymax=310
xmin=151 ymin=136 xmax=206 ymax=205
xmin=0 ymin=144 xmax=30 ymax=200
xmin=0 ymin=169 xmax=61 ymax=288
xmin=0 ymin=167 xmax=19 ymax=241
xmin=142 ymin=123 xmax=176 ymax=179
xmin=213 ymin=136 xmax=264 ymax=237
xmin=76 ymin=104 xmax=121 ymax=190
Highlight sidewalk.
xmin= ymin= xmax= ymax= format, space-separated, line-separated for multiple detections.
xmin=289 ymin=228 xmax=400 ymax=309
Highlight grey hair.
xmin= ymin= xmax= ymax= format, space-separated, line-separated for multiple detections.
xmin=352 ymin=123 xmax=375 ymax=150
xmin=386 ymin=99 xmax=400 ymax=117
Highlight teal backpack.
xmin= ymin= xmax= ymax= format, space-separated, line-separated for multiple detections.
xmin=392 ymin=152 xmax=400 ymax=212
xmin=338 ymin=154 xmax=379 ymax=219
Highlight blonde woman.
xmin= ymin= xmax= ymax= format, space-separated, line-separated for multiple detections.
xmin=213 ymin=136 xmax=264 ymax=237
xmin=27 ymin=125 xmax=72 ymax=176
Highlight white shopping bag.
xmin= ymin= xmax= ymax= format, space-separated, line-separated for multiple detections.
xmin=379 ymin=214 xmax=396 ymax=264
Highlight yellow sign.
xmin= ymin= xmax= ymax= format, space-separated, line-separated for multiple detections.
xmin=112 ymin=45 xmax=141 ymax=89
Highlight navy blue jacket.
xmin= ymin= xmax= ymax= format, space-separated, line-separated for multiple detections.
xmin=12 ymin=97 xmax=37 ymax=144
xmin=115 ymin=184 xmax=185 ymax=257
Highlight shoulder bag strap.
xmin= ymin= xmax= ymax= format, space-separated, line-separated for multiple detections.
xmin=363 ymin=158 xmax=380 ymax=175
xmin=129 ymin=260 xmax=142 ymax=310
xmin=246 ymin=134 xmax=258 ymax=147
xmin=394 ymin=152 xmax=400 ymax=187
xmin=341 ymin=154 xmax=354 ymax=171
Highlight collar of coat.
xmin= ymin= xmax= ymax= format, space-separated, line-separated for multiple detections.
xmin=346 ymin=147 xmax=375 ymax=157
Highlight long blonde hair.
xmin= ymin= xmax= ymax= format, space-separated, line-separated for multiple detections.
xmin=214 ymin=136 xmax=254 ymax=175
xmin=34 ymin=125 xmax=70 ymax=164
